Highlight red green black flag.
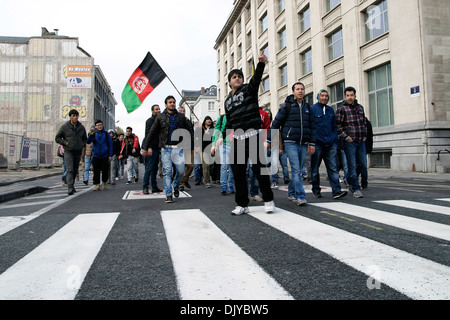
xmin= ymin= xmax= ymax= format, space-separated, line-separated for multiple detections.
xmin=122 ymin=52 xmax=166 ymax=113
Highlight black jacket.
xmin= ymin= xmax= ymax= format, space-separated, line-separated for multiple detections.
xmin=269 ymin=95 xmax=316 ymax=145
xmin=223 ymin=62 xmax=265 ymax=137
xmin=146 ymin=109 xmax=193 ymax=149
xmin=142 ymin=115 xmax=160 ymax=150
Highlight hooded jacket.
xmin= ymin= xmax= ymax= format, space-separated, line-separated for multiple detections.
xmin=87 ymin=129 xmax=113 ymax=158
xmin=268 ymin=95 xmax=316 ymax=145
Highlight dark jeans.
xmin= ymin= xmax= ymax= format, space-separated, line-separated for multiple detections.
xmin=143 ymin=149 xmax=160 ymax=190
xmin=92 ymin=157 xmax=110 ymax=185
xmin=63 ymin=150 xmax=81 ymax=190
xmin=343 ymin=141 xmax=367 ymax=192
xmin=311 ymin=142 xmax=342 ymax=196
xmin=230 ymin=134 xmax=273 ymax=207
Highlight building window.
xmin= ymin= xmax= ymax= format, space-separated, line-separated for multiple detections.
xmin=246 ymin=5 xmax=251 ymax=21
xmin=305 ymin=93 xmax=314 ymax=106
xmin=238 ymin=43 xmax=242 ymax=60
xmin=278 ymin=0 xmax=285 ymax=15
xmin=328 ymin=28 xmax=343 ymax=61
xmin=261 ymin=43 xmax=269 ymax=60
xmin=300 ymin=6 xmax=311 ymax=33
xmin=278 ymin=27 xmax=287 ymax=50
xmin=260 ymin=12 xmax=268 ymax=34
xmin=302 ymin=48 xmax=312 ymax=75
xmin=262 ymin=76 xmax=270 ymax=92
xmin=368 ymin=63 xmax=394 ymax=127
xmin=208 ymin=102 xmax=215 ymax=112
xmin=365 ymin=0 xmax=389 ymax=41
xmin=280 ymin=64 xmax=288 ymax=87
xmin=326 ymin=0 xmax=340 ymax=12
xmin=329 ymin=81 xmax=345 ymax=111
xmin=247 ymin=31 xmax=252 ymax=48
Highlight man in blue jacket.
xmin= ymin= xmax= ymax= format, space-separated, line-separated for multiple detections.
xmin=310 ymin=90 xmax=347 ymax=199
xmin=267 ymin=82 xmax=316 ymax=206
xmin=87 ymin=120 xmax=113 ymax=191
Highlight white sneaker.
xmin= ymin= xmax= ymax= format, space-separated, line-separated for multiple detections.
xmin=297 ymin=198 xmax=307 ymax=206
xmin=264 ymin=201 xmax=275 ymax=213
xmin=231 ymin=206 xmax=249 ymax=216
xmin=251 ymin=195 xmax=263 ymax=202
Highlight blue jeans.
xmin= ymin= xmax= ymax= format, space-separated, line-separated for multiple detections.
xmin=343 ymin=141 xmax=367 ymax=192
xmin=161 ymin=147 xmax=185 ymax=196
xmin=219 ymin=145 xmax=234 ymax=190
xmin=84 ymin=156 xmax=92 ymax=181
xmin=311 ymin=143 xmax=342 ymax=196
xmin=284 ymin=142 xmax=307 ymax=200
xmin=143 ymin=149 xmax=160 ymax=190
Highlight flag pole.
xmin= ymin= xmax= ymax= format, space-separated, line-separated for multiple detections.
xmin=164 ymin=74 xmax=200 ymax=122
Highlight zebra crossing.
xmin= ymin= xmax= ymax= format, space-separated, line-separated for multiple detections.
xmin=0 ymin=192 xmax=449 ymax=300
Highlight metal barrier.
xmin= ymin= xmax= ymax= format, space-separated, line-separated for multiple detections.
xmin=0 ymin=132 xmax=53 ymax=170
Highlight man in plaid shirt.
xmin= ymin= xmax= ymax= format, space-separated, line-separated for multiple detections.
xmin=336 ymin=86 xmax=367 ymax=198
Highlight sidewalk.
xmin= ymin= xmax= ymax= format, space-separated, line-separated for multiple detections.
xmin=0 ymin=166 xmax=448 ymax=203
xmin=0 ymin=167 xmax=63 ymax=203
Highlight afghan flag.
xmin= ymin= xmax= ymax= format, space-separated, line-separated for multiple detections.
xmin=122 ymin=52 xmax=166 ymax=113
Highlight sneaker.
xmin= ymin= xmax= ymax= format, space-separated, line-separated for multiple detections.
xmin=231 ymin=206 xmax=249 ymax=216
xmin=143 ymin=188 xmax=149 ymax=195
xmin=102 ymin=182 xmax=107 ymax=190
xmin=205 ymin=183 xmax=211 ymax=188
xmin=126 ymin=180 xmax=131 ymax=185
xmin=174 ymin=187 xmax=180 ymax=198
xmin=111 ymin=181 xmax=116 ymax=185
xmin=264 ymin=201 xmax=275 ymax=213
xmin=284 ymin=178 xmax=290 ymax=184
xmin=313 ymin=192 xmax=322 ymax=198
xmin=195 ymin=181 xmax=201 ymax=185
xmin=115 ymin=177 xmax=119 ymax=181
xmin=135 ymin=177 xmax=138 ymax=183
xmin=251 ymin=195 xmax=263 ymax=202
xmin=221 ymin=187 xmax=227 ymax=195
xmin=333 ymin=190 xmax=348 ymax=199
xmin=297 ymin=198 xmax=307 ymax=206
xmin=271 ymin=183 xmax=278 ymax=189
xmin=179 ymin=186 xmax=185 ymax=191
xmin=185 ymin=181 xmax=191 ymax=189
xmin=229 ymin=186 xmax=235 ymax=193
xmin=287 ymin=196 xmax=297 ymax=202
xmin=68 ymin=188 xmax=75 ymax=195
xmin=152 ymin=187 xmax=163 ymax=193
xmin=62 ymin=179 xmax=67 ymax=186
xmin=165 ymin=195 xmax=173 ymax=203
xmin=353 ymin=190 xmax=364 ymax=198
xmin=93 ymin=185 xmax=100 ymax=191
xmin=83 ymin=180 xmax=88 ymax=185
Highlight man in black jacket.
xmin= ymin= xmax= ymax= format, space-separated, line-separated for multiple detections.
xmin=145 ymin=96 xmax=193 ymax=203
xmin=224 ymin=50 xmax=274 ymax=215
xmin=55 ymin=109 xmax=87 ymax=195
xmin=142 ymin=104 xmax=163 ymax=194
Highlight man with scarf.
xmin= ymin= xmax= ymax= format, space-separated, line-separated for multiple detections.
xmin=310 ymin=90 xmax=347 ymax=199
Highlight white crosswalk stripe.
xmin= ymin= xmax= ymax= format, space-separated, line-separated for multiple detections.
xmin=0 ymin=213 xmax=119 ymax=300
xmin=0 ymin=197 xmax=449 ymax=300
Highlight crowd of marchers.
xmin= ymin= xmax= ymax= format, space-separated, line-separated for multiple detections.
xmin=55 ymin=51 xmax=372 ymax=215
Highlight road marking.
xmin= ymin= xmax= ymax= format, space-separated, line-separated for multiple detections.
xmin=376 ymin=200 xmax=450 ymax=216
xmin=437 ymin=198 xmax=450 ymax=203
xmin=312 ymin=202 xmax=450 ymax=241
xmin=161 ymin=209 xmax=293 ymax=300
xmin=249 ymin=207 xmax=450 ymax=300
xmin=0 ymin=200 xmax=57 ymax=209
xmin=123 ymin=190 xmax=191 ymax=200
xmin=0 ymin=187 xmax=92 ymax=236
xmin=0 ymin=212 xmax=119 ymax=300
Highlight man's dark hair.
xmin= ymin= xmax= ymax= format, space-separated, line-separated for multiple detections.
xmin=344 ymin=86 xmax=357 ymax=94
xmin=165 ymin=95 xmax=176 ymax=104
xmin=94 ymin=119 xmax=103 ymax=125
xmin=151 ymin=104 xmax=159 ymax=111
xmin=126 ymin=126 xmax=132 ymax=131
xmin=68 ymin=109 xmax=79 ymax=116
xmin=292 ymin=82 xmax=305 ymax=91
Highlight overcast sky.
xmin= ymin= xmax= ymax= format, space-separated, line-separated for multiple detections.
xmin=1 ymin=0 xmax=234 ymax=138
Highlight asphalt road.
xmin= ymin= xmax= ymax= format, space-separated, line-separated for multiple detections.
xmin=0 ymin=165 xmax=449 ymax=312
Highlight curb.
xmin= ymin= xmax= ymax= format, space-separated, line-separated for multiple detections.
xmin=0 ymin=186 xmax=49 ymax=203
